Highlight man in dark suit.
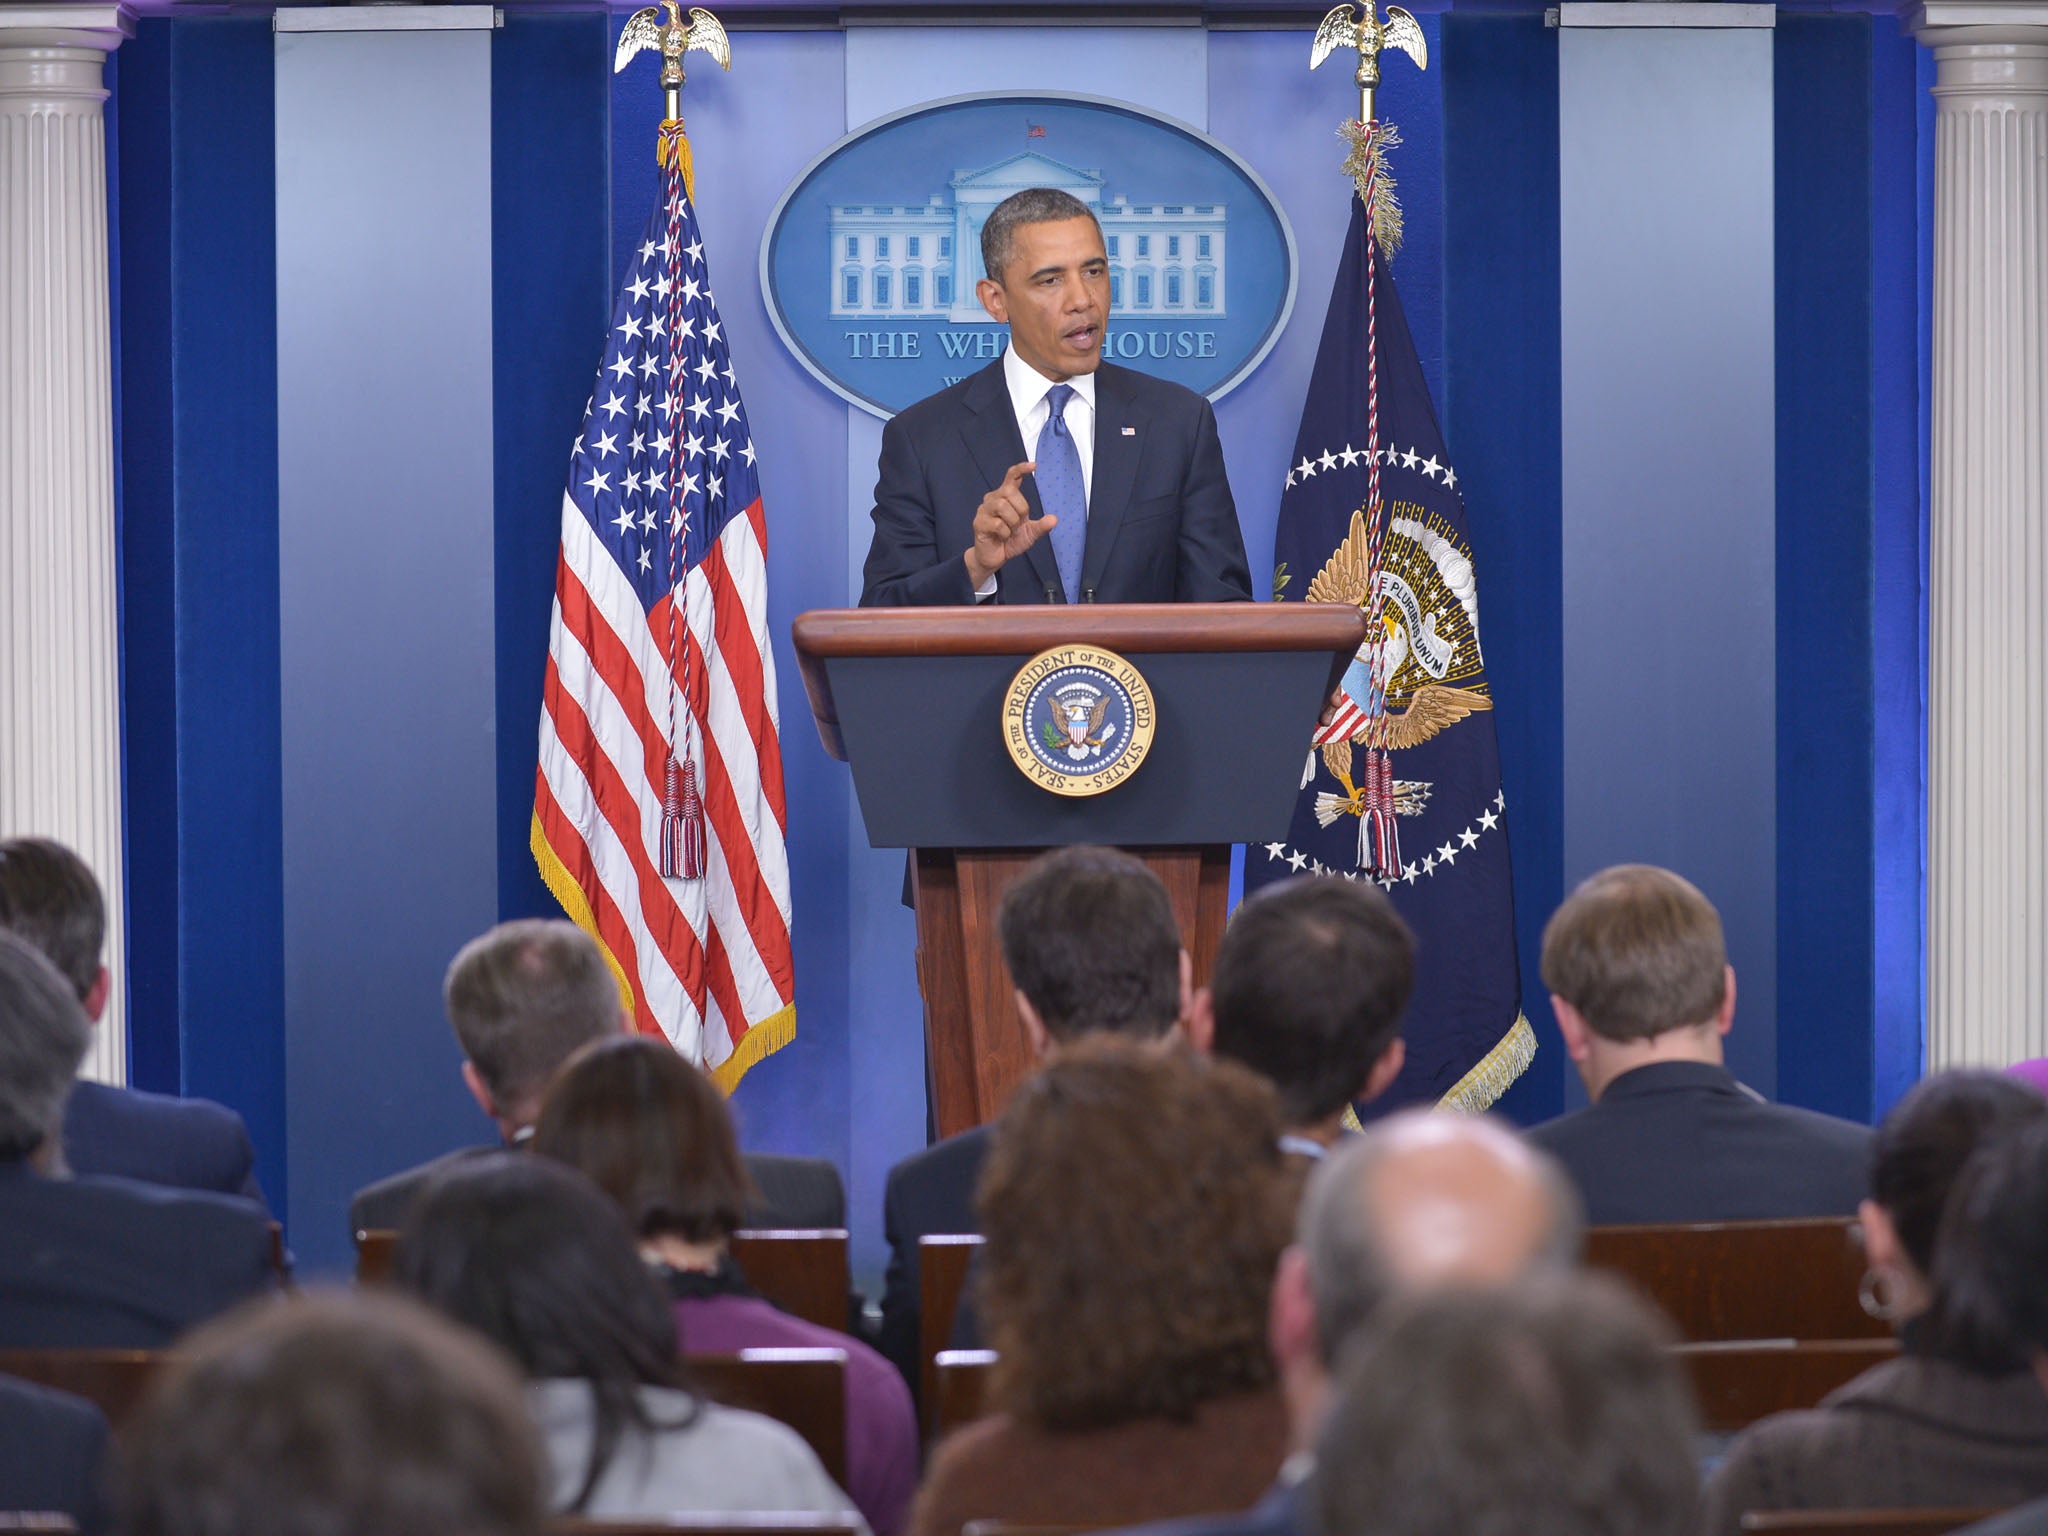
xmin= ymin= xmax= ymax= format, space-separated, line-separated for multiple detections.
xmin=859 ymin=186 xmax=1252 ymax=608
xmin=0 ymin=930 xmax=276 ymax=1349
xmin=349 ymin=918 xmax=842 ymax=1234
xmin=1193 ymin=875 xmax=1415 ymax=1159
xmin=0 ymin=837 xmax=266 ymax=1208
xmin=1527 ymin=864 xmax=1873 ymax=1225
xmin=1105 ymin=1111 xmax=1584 ymax=1536
xmin=0 ymin=1375 xmax=111 ymax=1534
xmin=876 ymin=846 xmax=1198 ymax=1388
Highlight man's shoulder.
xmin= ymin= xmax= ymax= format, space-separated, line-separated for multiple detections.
xmin=67 ymin=1079 xmax=249 ymax=1148
xmin=740 ymin=1151 xmax=846 ymax=1229
xmin=1102 ymin=361 xmax=1207 ymax=412
xmin=2 ymin=1168 xmax=270 ymax=1259
xmin=890 ymin=362 xmax=1002 ymax=437
xmin=884 ymin=1124 xmax=994 ymax=1229
xmin=349 ymin=1145 xmax=495 ymax=1232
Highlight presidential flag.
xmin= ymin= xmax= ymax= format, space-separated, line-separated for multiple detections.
xmin=1250 ymin=164 xmax=1530 ymax=1112
xmin=533 ymin=123 xmax=795 ymax=1090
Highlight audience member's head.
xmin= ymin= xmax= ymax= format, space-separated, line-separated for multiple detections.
xmin=1197 ymin=874 xmax=1414 ymax=1140
xmin=1269 ymin=1109 xmax=1581 ymax=1450
xmin=532 ymin=1034 xmax=755 ymax=1268
xmin=395 ymin=1151 xmax=694 ymax=1511
xmin=0 ymin=927 xmax=91 ymax=1167
xmin=1927 ymin=1117 xmax=2048 ymax=1381
xmin=119 ymin=1289 xmax=545 ymax=1536
xmin=0 ymin=836 xmax=108 ymax=1017
xmin=1540 ymin=864 xmax=1734 ymax=1098
xmin=977 ymin=1037 xmax=1293 ymax=1429
xmin=1860 ymin=1070 xmax=2047 ymax=1326
xmin=998 ymin=846 xmax=1190 ymax=1055
xmin=444 ymin=919 xmax=625 ymax=1137
xmin=1315 ymin=1275 xmax=1699 ymax=1536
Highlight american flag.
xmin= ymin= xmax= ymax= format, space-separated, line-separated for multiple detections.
xmin=532 ymin=130 xmax=795 ymax=1090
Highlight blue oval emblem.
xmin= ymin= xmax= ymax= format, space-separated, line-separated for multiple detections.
xmin=1001 ymin=645 xmax=1157 ymax=798
xmin=760 ymin=92 xmax=1298 ymax=419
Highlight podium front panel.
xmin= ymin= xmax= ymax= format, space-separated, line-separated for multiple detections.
xmin=830 ymin=648 xmax=1336 ymax=849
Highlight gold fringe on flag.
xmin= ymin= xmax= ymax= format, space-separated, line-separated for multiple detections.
xmin=1339 ymin=119 xmax=1405 ymax=259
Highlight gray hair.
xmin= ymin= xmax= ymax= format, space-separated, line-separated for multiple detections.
xmin=0 ymin=928 xmax=90 ymax=1159
xmin=1300 ymin=1112 xmax=1584 ymax=1365
xmin=981 ymin=187 xmax=1100 ymax=281
xmin=444 ymin=920 xmax=623 ymax=1111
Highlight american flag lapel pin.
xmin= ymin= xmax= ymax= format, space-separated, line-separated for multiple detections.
xmin=1121 ymin=426 xmax=1137 ymax=436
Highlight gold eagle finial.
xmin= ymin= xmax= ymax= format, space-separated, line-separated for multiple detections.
xmin=616 ymin=3 xmax=731 ymax=121
xmin=1310 ymin=2 xmax=1427 ymax=124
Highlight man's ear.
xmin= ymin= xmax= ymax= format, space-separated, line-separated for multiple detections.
xmin=1714 ymin=965 xmax=1738 ymax=1037
xmin=1551 ymin=996 xmax=1595 ymax=1062
xmin=83 ymin=966 xmax=110 ymax=1025
xmin=1177 ymin=948 xmax=1194 ymax=1029
xmin=460 ymin=1061 xmax=499 ymax=1123
xmin=1358 ymin=1036 xmax=1405 ymax=1103
xmin=1858 ymin=1197 xmax=1904 ymax=1275
xmin=618 ymin=1004 xmax=636 ymax=1036
xmin=1269 ymin=1245 xmax=1319 ymax=1374
xmin=976 ymin=277 xmax=1009 ymax=324
xmin=1017 ymin=990 xmax=1052 ymax=1060
xmin=1181 ymin=982 xmax=1215 ymax=1057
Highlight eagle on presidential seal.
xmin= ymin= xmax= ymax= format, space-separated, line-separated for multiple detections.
xmin=1308 ymin=504 xmax=1493 ymax=835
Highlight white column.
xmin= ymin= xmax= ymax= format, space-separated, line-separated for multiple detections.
xmin=0 ymin=4 xmax=132 ymax=1083
xmin=1915 ymin=0 xmax=2048 ymax=1072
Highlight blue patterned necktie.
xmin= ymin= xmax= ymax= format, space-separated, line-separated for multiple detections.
xmin=1034 ymin=382 xmax=1087 ymax=603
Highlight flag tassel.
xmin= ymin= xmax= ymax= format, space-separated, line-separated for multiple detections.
xmin=1360 ymin=747 xmax=1400 ymax=879
xmin=660 ymin=751 xmax=707 ymax=881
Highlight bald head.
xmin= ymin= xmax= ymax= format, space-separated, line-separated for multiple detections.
xmin=1302 ymin=1111 xmax=1582 ymax=1364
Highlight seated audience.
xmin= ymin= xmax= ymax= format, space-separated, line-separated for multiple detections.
xmin=0 ymin=837 xmax=266 ymax=1208
xmin=1701 ymin=1072 xmax=2048 ymax=1536
xmin=0 ymin=930 xmax=275 ymax=1348
xmin=1942 ymin=1121 xmax=2048 ymax=1536
xmin=908 ymin=1040 xmax=1293 ymax=1536
xmin=1194 ymin=873 xmax=1414 ymax=1155
xmin=1529 ymin=864 xmax=1873 ymax=1222
xmin=1313 ymin=1275 xmax=1701 ymax=1536
xmin=0 ymin=1374 xmax=110 ymax=1535
xmin=395 ymin=1150 xmax=865 ymax=1527
xmin=533 ymin=1034 xmax=916 ymax=1536
xmin=349 ymin=917 xmax=842 ymax=1232
xmin=879 ymin=845 xmax=1198 ymax=1386
xmin=118 ymin=1289 xmax=545 ymax=1536
xmin=1111 ymin=1110 xmax=1583 ymax=1536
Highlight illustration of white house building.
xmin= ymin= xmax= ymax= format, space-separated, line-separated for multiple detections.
xmin=829 ymin=150 xmax=1226 ymax=322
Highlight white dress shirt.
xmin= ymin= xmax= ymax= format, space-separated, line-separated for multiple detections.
xmin=975 ymin=344 xmax=1098 ymax=598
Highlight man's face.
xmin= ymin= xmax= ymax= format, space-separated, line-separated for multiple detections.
xmin=976 ymin=215 xmax=1109 ymax=382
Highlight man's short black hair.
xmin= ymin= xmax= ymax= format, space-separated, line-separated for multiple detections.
xmin=997 ymin=846 xmax=1182 ymax=1043
xmin=1207 ymin=875 xmax=1414 ymax=1126
xmin=0 ymin=929 xmax=91 ymax=1161
xmin=1929 ymin=1117 xmax=2048 ymax=1365
xmin=981 ymin=187 xmax=1101 ymax=281
xmin=0 ymin=838 xmax=105 ymax=1004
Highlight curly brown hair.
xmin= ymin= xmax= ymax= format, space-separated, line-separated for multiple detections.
xmin=977 ymin=1037 xmax=1294 ymax=1430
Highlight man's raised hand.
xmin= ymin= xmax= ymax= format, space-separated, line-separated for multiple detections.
xmin=964 ymin=461 xmax=1053 ymax=589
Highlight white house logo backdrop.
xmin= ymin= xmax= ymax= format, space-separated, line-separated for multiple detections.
xmin=761 ymin=93 xmax=1298 ymax=417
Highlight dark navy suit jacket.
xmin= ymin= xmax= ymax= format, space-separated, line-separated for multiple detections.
xmin=349 ymin=1143 xmax=847 ymax=1235
xmin=63 ymin=1080 xmax=267 ymax=1211
xmin=876 ymin=1122 xmax=993 ymax=1390
xmin=860 ymin=359 xmax=1253 ymax=607
xmin=1526 ymin=1060 xmax=1874 ymax=1226
xmin=0 ymin=1374 xmax=111 ymax=1535
xmin=0 ymin=1160 xmax=276 ymax=1349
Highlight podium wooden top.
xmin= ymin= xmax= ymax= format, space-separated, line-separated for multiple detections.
xmin=792 ymin=602 xmax=1367 ymax=760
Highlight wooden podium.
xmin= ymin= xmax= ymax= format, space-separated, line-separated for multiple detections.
xmin=791 ymin=602 xmax=1366 ymax=1138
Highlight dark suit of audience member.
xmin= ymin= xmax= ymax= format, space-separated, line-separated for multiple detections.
xmin=0 ymin=1162 xmax=275 ymax=1348
xmin=1960 ymin=1499 xmax=2048 ymax=1536
xmin=1530 ymin=865 xmax=1873 ymax=1226
xmin=351 ymin=1143 xmax=844 ymax=1234
xmin=63 ymin=1079 xmax=267 ymax=1209
xmin=0 ymin=1373 xmax=111 ymax=1536
xmin=1528 ymin=1061 xmax=1872 ymax=1224
xmin=877 ymin=1122 xmax=992 ymax=1383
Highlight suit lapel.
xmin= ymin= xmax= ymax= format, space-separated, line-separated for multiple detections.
xmin=957 ymin=360 xmax=1061 ymax=599
xmin=1080 ymin=364 xmax=1143 ymax=596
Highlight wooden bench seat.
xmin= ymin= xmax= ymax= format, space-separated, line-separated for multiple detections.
xmin=1585 ymin=1218 xmax=1886 ymax=1343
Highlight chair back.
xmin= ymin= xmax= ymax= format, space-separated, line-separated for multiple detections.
xmin=918 ymin=1234 xmax=983 ymax=1434
xmin=1739 ymin=1510 xmax=2005 ymax=1536
xmin=690 ymin=1348 xmax=846 ymax=1487
xmin=933 ymin=1348 xmax=996 ymax=1440
xmin=729 ymin=1230 xmax=851 ymax=1333
xmin=554 ymin=1520 xmax=864 ymax=1536
xmin=354 ymin=1227 xmax=398 ymax=1285
xmin=0 ymin=1517 xmax=81 ymax=1532
xmin=0 ymin=1349 xmax=169 ymax=1429
xmin=1585 ymin=1218 xmax=1885 ymax=1341
xmin=1675 ymin=1338 xmax=1899 ymax=1432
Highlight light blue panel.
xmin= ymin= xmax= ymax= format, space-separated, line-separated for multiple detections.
xmin=845 ymin=26 xmax=1209 ymax=131
xmin=1559 ymin=22 xmax=1777 ymax=1095
xmin=276 ymin=25 xmax=500 ymax=1272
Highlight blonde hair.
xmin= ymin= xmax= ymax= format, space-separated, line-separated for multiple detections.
xmin=1539 ymin=866 xmax=1726 ymax=1043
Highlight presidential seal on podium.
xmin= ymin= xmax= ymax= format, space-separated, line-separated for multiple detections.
xmin=1002 ymin=645 xmax=1157 ymax=798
